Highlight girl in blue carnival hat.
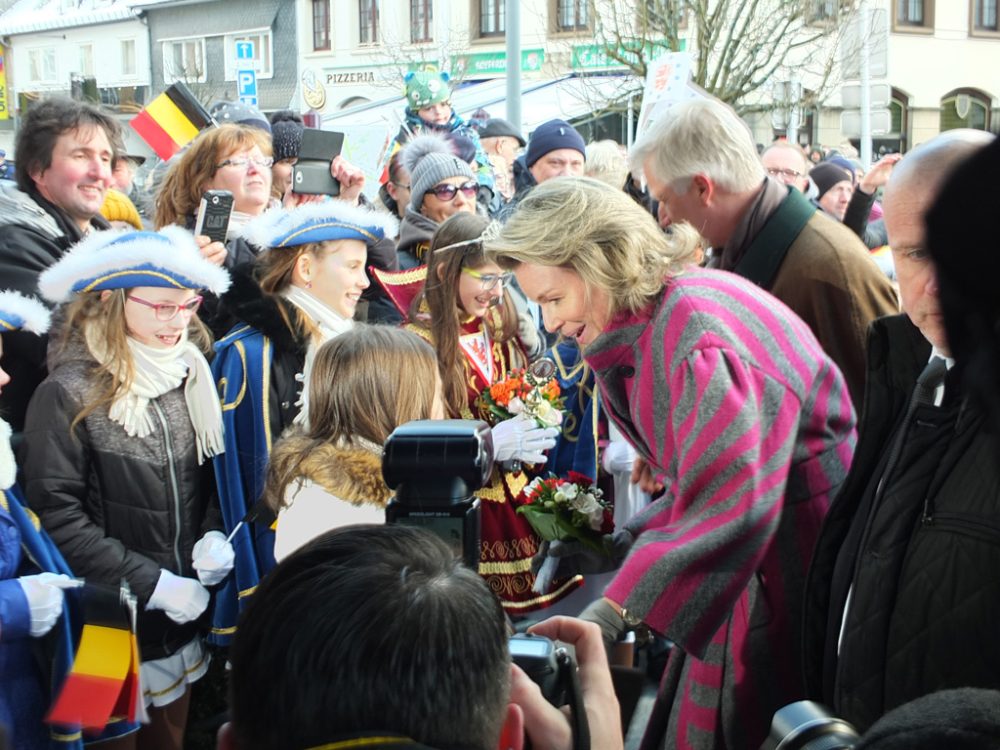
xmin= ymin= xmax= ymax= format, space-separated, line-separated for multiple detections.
xmin=209 ymin=200 xmax=397 ymax=645
xmin=20 ymin=227 xmax=233 ymax=750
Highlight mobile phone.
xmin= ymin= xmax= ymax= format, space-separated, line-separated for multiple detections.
xmin=292 ymin=128 xmax=345 ymax=195
xmin=194 ymin=189 xmax=234 ymax=243
xmin=293 ymin=162 xmax=341 ymax=196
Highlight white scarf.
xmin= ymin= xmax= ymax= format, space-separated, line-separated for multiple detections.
xmin=282 ymin=285 xmax=353 ymax=427
xmin=0 ymin=419 xmax=14 ymax=491
xmin=84 ymin=326 xmax=224 ymax=464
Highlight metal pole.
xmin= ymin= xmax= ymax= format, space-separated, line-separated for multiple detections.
xmin=859 ymin=0 xmax=872 ymax=169
xmin=786 ymin=77 xmax=800 ymax=143
xmin=506 ymin=0 xmax=521 ymax=133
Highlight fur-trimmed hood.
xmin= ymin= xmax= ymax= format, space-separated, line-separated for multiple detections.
xmin=221 ymin=263 xmax=309 ymax=357
xmin=286 ymin=439 xmax=391 ymax=508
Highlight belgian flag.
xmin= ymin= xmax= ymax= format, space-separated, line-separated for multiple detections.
xmin=130 ymin=82 xmax=214 ymax=160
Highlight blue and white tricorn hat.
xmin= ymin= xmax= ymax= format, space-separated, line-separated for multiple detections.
xmin=38 ymin=225 xmax=232 ymax=303
xmin=0 ymin=290 xmax=51 ymax=334
xmin=241 ymin=201 xmax=399 ymax=250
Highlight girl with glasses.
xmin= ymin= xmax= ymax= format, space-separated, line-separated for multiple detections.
xmin=21 ymin=228 xmax=233 ymax=750
xmin=406 ymin=212 xmax=581 ymax=614
xmin=396 ymin=135 xmax=479 ymax=269
xmin=210 ymin=201 xmax=396 ymax=645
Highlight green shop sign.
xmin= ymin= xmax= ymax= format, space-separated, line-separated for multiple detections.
xmin=572 ymin=38 xmax=685 ymax=70
xmin=452 ymin=49 xmax=545 ymax=76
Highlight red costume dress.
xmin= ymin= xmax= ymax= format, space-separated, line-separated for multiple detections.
xmin=410 ymin=312 xmax=581 ymax=613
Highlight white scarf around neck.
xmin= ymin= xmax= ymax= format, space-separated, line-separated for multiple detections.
xmin=84 ymin=325 xmax=224 ymax=464
xmin=0 ymin=419 xmax=14 ymax=491
xmin=282 ymin=285 xmax=353 ymax=427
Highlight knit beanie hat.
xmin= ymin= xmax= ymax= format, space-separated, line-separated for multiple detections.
xmin=100 ymin=188 xmax=143 ymax=229
xmin=402 ymin=135 xmax=476 ymax=213
xmin=404 ymin=70 xmax=451 ymax=111
xmin=270 ymin=110 xmax=305 ymax=162
xmin=526 ymin=119 xmax=586 ymax=168
xmin=810 ymin=162 xmax=853 ymax=198
xmin=210 ymin=100 xmax=272 ymax=134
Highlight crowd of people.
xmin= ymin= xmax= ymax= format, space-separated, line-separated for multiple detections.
xmin=1 ymin=65 xmax=999 ymax=750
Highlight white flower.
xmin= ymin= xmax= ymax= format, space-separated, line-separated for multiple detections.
xmin=508 ymin=397 xmax=525 ymax=415
xmin=570 ymin=491 xmax=602 ymax=517
xmin=531 ymin=399 xmax=563 ymax=428
xmin=560 ymin=483 xmax=579 ymax=502
xmin=588 ymin=508 xmax=606 ymax=531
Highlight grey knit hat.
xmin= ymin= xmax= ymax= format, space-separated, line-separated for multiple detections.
xmin=402 ymin=135 xmax=476 ymax=213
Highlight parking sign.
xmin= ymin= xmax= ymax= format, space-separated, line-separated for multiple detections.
xmin=236 ymin=40 xmax=257 ymax=107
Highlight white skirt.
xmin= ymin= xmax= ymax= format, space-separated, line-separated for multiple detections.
xmin=140 ymin=636 xmax=210 ymax=708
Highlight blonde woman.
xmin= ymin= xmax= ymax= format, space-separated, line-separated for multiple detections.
xmin=487 ymin=176 xmax=857 ymax=750
xmin=21 ymin=228 xmax=233 ymax=750
xmin=263 ymin=325 xmax=444 ymax=561
xmin=211 ymin=201 xmax=396 ymax=645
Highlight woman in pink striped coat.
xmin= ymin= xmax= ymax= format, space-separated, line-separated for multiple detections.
xmin=488 ymin=177 xmax=857 ymax=750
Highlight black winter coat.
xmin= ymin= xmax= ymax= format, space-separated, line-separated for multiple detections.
xmin=803 ymin=314 xmax=1000 ymax=731
xmin=0 ymin=184 xmax=110 ymax=432
xmin=20 ymin=338 xmax=222 ymax=660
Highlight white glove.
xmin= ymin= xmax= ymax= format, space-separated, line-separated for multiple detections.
xmin=602 ymin=440 xmax=638 ymax=475
xmin=191 ymin=531 xmax=236 ymax=587
xmin=17 ymin=573 xmax=81 ymax=637
xmin=146 ymin=570 xmax=209 ymax=625
xmin=516 ymin=313 xmax=543 ymax=359
xmin=491 ymin=414 xmax=560 ymax=465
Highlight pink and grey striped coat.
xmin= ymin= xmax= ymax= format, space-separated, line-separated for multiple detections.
xmin=587 ymin=268 xmax=857 ymax=750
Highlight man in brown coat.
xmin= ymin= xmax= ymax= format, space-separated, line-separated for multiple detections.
xmin=631 ymin=98 xmax=898 ymax=409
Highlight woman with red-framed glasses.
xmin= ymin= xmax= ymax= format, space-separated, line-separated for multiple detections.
xmin=396 ymin=135 xmax=479 ymax=270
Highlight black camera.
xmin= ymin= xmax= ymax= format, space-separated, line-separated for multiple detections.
xmin=509 ymin=633 xmax=570 ymax=706
xmin=382 ymin=419 xmax=493 ymax=570
xmin=761 ymin=701 xmax=860 ymax=750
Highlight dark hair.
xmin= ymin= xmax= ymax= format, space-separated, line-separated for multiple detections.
xmin=15 ymin=97 xmax=122 ymax=194
xmin=387 ymin=149 xmax=407 ymax=184
xmin=410 ymin=212 xmax=518 ymax=415
xmin=228 ymin=524 xmax=511 ymax=750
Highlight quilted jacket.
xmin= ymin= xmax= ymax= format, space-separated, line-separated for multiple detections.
xmin=803 ymin=313 xmax=1000 ymax=731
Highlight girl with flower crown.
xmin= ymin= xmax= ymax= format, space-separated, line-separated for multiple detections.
xmin=210 ymin=201 xmax=397 ymax=644
xmin=406 ymin=212 xmax=581 ymax=613
xmin=20 ymin=228 xmax=234 ymax=750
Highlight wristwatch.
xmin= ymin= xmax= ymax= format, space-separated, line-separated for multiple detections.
xmin=620 ymin=606 xmax=651 ymax=646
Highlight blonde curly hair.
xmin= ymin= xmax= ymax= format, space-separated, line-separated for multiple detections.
xmin=485 ymin=176 xmax=689 ymax=318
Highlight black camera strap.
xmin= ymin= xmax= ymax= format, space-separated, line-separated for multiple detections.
xmin=556 ymin=648 xmax=590 ymax=750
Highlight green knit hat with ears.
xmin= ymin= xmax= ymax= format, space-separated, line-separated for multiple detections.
xmin=404 ymin=70 xmax=451 ymax=110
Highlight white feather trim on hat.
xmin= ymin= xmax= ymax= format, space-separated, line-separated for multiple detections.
xmin=37 ymin=225 xmax=232 ymax=303
xmin=241 ymin=201 xmax=399 ymax=250
xmin=0 ymin=290 xmax=52 ymax=334
xmin=400 ymin=134 xmax=454 ymax=176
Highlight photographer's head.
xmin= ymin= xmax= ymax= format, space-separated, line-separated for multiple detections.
xmin=221 ymin=524 xmax=520 ymax=750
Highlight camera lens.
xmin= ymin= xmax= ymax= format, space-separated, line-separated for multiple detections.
xmin=761 ymin=701 xmax=860 ymax=750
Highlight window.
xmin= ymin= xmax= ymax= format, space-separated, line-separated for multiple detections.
xmin=224 ymin=30 xmax=274 ymax=80
xmin=893 ymin=0 xmax=934 ymax=30
xmin=896 ymin=0 xmax=923 ymax=23
xmin=480 ymin=0 xmax=505 ymax=37
xmin=313 ymin=0 xmax=330 ymax=51
xmin=810 ymin=0 xmax=836 ymax=22
xmin=28 ymin=48 xmax=56 ymax=83
xmin=359 ymin=0 xmax=379 ymax=45
xmin=411 ymin=0 xmax=433 ymax=42
xmin=162 ymin=37 xmax=206 ymax=83
xmin=974 ymin=0 xmax=998 ymax=30
xmin=121 ymin=39 xmax=137 ymax=76
xmin=556 ymin=0 xmax=589 ymax=31
xmin=78 ymin=44 xmax=94 ymax=76
xmin=940 ymin=89 xmax=991 ymax=131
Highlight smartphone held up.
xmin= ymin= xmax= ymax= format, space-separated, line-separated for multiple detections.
xmin=292 ymin=129 xmax=345 ymax=196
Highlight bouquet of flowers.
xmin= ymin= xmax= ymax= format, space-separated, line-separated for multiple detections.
xmin=517 ymin=471 xmax=614 ymax=592
xmin=479 ymin=366 xmax=564 ymax=429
